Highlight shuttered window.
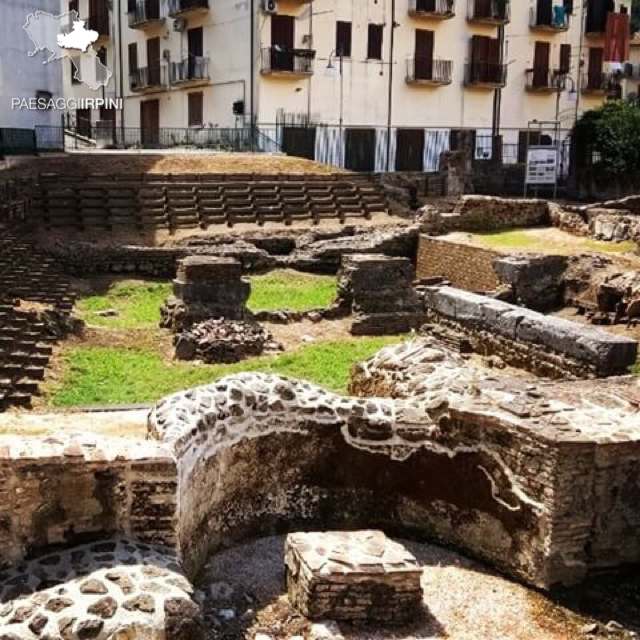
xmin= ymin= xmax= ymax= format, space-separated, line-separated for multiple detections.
xmin=336 ymin=21 xmax=352 ymax=57
xmin=559 ymin=43 xmax=571 ymax=73
xmin=367 ymin=24 xmax=383 ymax=60
xmin=128 ymin=42 xmax=138 ymax=73
xmin=188 ymin=92 xmax=203 ymax=127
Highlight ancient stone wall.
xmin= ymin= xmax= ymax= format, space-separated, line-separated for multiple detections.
xmin=0 ymin=436 xmax=176 ymax=566
xmin=422 ymin=286 xmax=638 ymax=377
xmin=416 ymin=236 xmax=502 ymax=292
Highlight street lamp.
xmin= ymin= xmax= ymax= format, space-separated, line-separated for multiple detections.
xmin=326 ymin=49 xmax=344 ymax=167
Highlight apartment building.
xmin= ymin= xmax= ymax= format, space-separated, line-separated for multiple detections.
xmin=62 ymin=0 xmax=632 ymax=169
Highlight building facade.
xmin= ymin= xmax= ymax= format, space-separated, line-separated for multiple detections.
xmin=61 ymin=0 xmax=632 ymax=169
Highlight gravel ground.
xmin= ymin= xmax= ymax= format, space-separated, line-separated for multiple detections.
xmin=198 ymin=536 xmax=639 ymax=640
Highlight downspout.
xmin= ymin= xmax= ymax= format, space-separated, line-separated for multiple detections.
xmin=117 ymin=0 xmax=125 ymax=140
xmin=386 ymin=0 xmax=396 ymax=172
xmin=307 ymin=2 xmax=313 ymax=122
xmin=250 ymin=0 xmax=255 ymax=151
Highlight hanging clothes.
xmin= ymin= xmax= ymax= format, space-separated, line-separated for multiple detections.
xmin=604 ymin=12 xmax=630 ymax=62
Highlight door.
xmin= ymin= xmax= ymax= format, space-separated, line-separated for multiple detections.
xmin=396 ymin=129 xmax=425 ymax=171
xmin=536 ymin=0 xmax=553 ymax=25
xmin=187 ymin=27 xmax=203 ymax=79
xmin=345 ymin=128 xmax=376 ymax=172
xmin=416 ymin=0 xmax=436 ymax=11
xmin=533 ymin=41 xmax=550 ymax=88
xmin=146 ymin=37 xmax=161 ymax=86
xmin=588 ymin=47 xmax=604 ymax=89
xmin=282 ymin=126 xmax=317 ymax=161
xmin=415 ymin=30 xmax=434 ymax=80
xmin=76 ymin=108 xmax=91 ymax=138
xmin=140 ymin=100 xmax=160 ymax=147
xmin=475 ymin=0 xmax=492 ymax=18
xmin=471 ymin=35 xmax=500 ymax=83
xmin=271 ymin=15 xmax=295 ymax=72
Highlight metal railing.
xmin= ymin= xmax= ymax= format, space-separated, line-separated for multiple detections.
xmin=170 ymin=57 xmax=210 ymax=84
xmin=168 ymin=0 xmax=209 ymax=16
xmin=581 ymin=72 xmax=622 ymax=95
xmin=408 ymin=0 xmax=455 ymax=16
xmin=406 ymin=58 xmax=453 ymax=84
xmin=130 ymin=65 xmax=168 ymax=91
xmin=529 ymin=4 xmax=569 ymax=30
xmin=261 ymin=47 xmax=315 ymax=75
xmin=464 ymin=62 xmax=507 ymax=86
xmin=525 ymin=69 xmax=566 ymax=91
xmin=468 ymin=0 xmax=510 ymax=23
xmin=0 ymin=129 xmax=37 ymax=156
xmin=128 ymin=0 xmax=163 ymax=27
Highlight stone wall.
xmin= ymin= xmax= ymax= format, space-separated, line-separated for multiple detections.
xmin=0 ymin=436 xmax=175 ymax=566
xmin=416 ymin=236 xmax=502 ymax=292
xmin=422 ymin=286 xmax=638 ymax=378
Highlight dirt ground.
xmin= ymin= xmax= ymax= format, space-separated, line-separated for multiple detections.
xmin=199 ymin=536 xmax=639 ymax=640
xmin=0 ymin=152 xmax=342 ymax=179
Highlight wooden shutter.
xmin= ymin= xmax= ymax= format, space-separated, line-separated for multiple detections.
xmin=559 ymin=43 xmax=571 ymax=73
xmin=415 ymin=29 xmax=434 ymax=80
xmin=588 ymin=46 xmax=604 ymax=88
xmin=128 ymin=42 xmax=138 ymax=73
xmin=146 ymin=37 xmax=160 ymax=85
xmin=188 ymin=93 xmax=203 ymax=127
xmin=533 ymin=41 xmax=550 ymax=87
xmin=367 ymin=24 xmax=383 ymax=60
xmin=140 ymin=100 xmax=159 ymax=145
xmin=271 ymin=16 xmax=295 ymax=71
xmin=536 ymin=0 xmax=553 ymax=25
xmin=336 ymin=21 xmax=352 ymax=57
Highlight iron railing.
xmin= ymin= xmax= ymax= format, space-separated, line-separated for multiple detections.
xmin=406 ymin=58 xmax=453 ymax=84
xmin=525 ymin=69 xmax=566 ymax=92
xmin=170 ymin=57 xmax=210 ymax=84
xmin=408 ymin=0 xmax=455 ymax=17
xmin=468 ymin=0 xmax=510 ymax=23
xmin=0 ymin=129 xmax=36 ymax=156
xmin=464 ymin=62 xmax=508 ymax=87
xmin=128 ymin=0 xmax=164 ymax=27
xmin=168 ymin=0 xmax=209 ymax=16
xmin=529 ymin=3 xmax=569 ymax=30
xmin=261 ymin=47 xmax=316 ymax=75
xmin=130 ymin=65 xmax=168 ymax=91
xmin=581 ymin=72 xmax=622 ymax=96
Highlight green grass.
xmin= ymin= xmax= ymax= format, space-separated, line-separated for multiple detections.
xmin=247 ymin=270 xmax=337 ymax=312
xmin=78 ymin=281 xmax=171 ymax=329
xmin=48 ymin=337 xmax=403 ymax=407
xmin=473 ymin=229 xmax=637 ymax=255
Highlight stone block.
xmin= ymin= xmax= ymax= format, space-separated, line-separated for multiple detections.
xmin=285 ymin=531 xmax=423 ymax=624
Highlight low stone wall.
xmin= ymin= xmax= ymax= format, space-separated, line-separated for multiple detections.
xmin=0 ymin=436 xmax=176 ymax=566
xmin=416 ymin=236 xmax=502 ymax=292
xmin=422 ymin=286 xmax=638 ymax=377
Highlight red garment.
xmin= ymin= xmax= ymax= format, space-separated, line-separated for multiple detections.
xmin=605 ymin=12 xmax=630 ymax=62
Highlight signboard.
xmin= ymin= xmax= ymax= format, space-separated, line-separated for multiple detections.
xmin=525 ymin=146 xmax=558 ymax=185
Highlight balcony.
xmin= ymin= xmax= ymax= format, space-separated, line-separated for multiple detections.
xmin=128 ymin=0 xmax=164 ymax=28
xmin=525 ymin=69 xmax=566 ymax=93
xmin=529 ymin=5 xmax=569 ymax=32
xmin=87 ymin=11 xmax=110 ymax=43
xmin=581 ymin=72 xmax=622 ymax=97
xmin=406 ymin=58 xmax=453 ymax=85
xmin=408 ymin=0 xmax=455 ymax=19
xmin=464 ymin=62 xmax=507 ymax=87
xmin=170 ymin=57 xmax=210 ymax=87
xmin=467 ymin=0 xmax=510 ymax=25
xmin=261 ymin=47 xmax=315 ymax=77
xmin=130 ymin=65 xmax=168 ymax=92
xmin=168 ymin=0 xmax=209 ymax=18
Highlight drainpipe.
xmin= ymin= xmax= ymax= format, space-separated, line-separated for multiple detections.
xmin=385 ymin=0 xmax=396 ymax=172
xmin=491 ymin=21 xmax=505 ymax=151
xmin=117 ymin=0 xmax=125 ymax=141
xmin=249 ymin=0 xmax=255 ymax=151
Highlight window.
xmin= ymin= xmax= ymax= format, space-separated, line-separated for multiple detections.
xmin=336 ymin=21 xmax=352 ymax=57
xmin=188 ymin=92 xmax=203 ymax=127
xmin=128 ymin=42 xmax=138 ymax=74
xmin=36 ymin=90 xmax=53 ymax=108
xmin=367 ymin=24 xmax=383 ymax=60
xmin=559 ymin=43 xmax=571 ymax=73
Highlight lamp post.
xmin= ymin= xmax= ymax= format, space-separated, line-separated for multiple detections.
xmin=326 ymin=49 xmax=344 ymax=167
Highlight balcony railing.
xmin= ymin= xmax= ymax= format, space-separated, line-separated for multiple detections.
xmin=581 ymin=72 xmax=622 ymax=96
xmin=464 ymin=62 xmax=507 ymax=87
xmin=525 ymin=69 xmax=566 ymax=92
xmin=408 ymin=0 xmax=455 ymax=19
xmin=170 ymin=57 xmax=210 ymax=85
xmin=529 ymin=4 xmax=569 ymax=31
xmin=468 ymin=0 xmax=510 ymax=24
xmin=130 ymin=65 xmax=168 ymax=92
xmin=168 ymin=0 xmax=209 ymax=17
xmin=261 ymin=47 xmax=315 ymax=76
xmin=128 ymin=0 xmax=164 ymax=28
xmin=406 ymin=58 xmax=453 ymax=85
xmin=87 ymin=12 xmax=110 ymax=39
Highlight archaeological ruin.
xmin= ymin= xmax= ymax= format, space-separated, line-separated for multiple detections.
xmin=0 ymin=156 xmax=638 ymax=639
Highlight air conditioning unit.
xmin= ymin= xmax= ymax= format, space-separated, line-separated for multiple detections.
xmin=262 ymin=0 xmax=277 ymax=14
xmin=173 ymin=18 xmax=187 ymax=31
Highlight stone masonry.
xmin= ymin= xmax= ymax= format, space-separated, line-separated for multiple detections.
xmin=285 ymin=531 xmax=423 ymax=624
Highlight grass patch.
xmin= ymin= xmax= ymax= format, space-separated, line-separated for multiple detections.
xmin=248 ymin=270 xmax=337 ymax=312
xmin=48 ymin=336 xmax=402 ymax=407
xmin=78 ymin=281 xmax=171 ymax=329
xmin=472 ymin=229 xmax=637 ymax=255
